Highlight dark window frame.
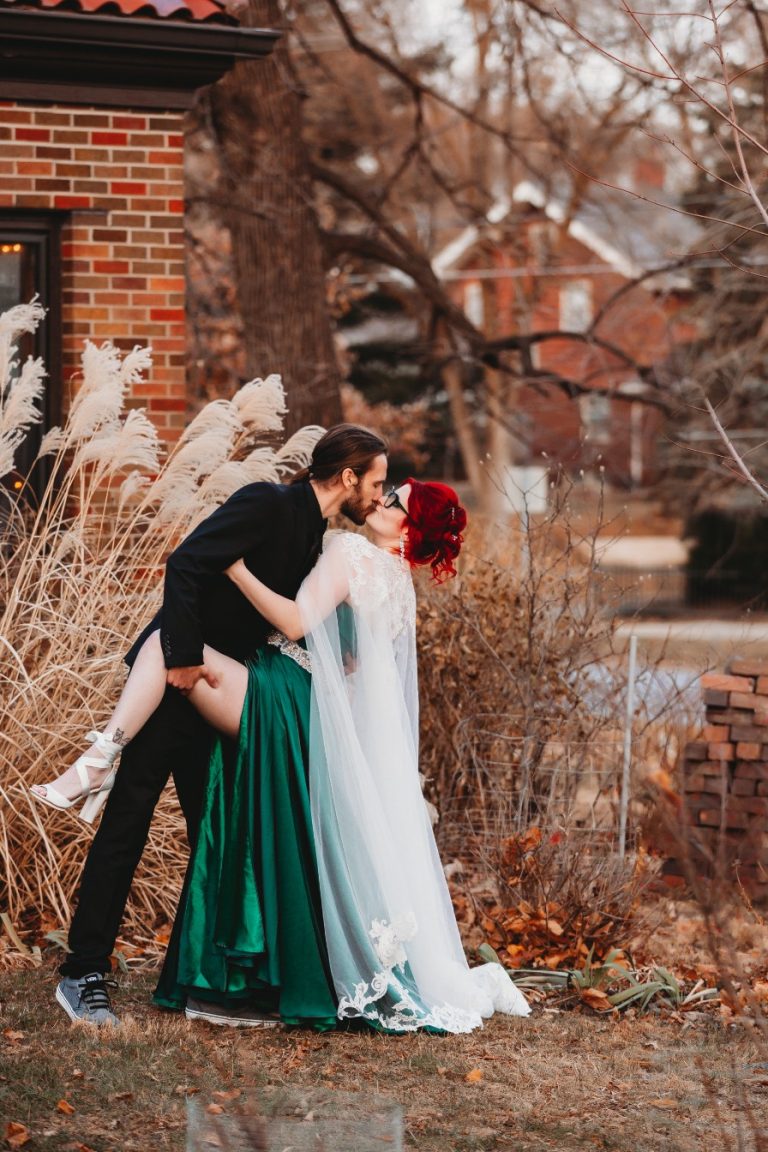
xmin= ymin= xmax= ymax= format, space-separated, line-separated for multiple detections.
xmin=0 ymin=212 xmax=63 ymax=491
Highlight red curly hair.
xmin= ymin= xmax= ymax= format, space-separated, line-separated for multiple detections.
xmin=402 ymin=478 xmax=467 ymax=582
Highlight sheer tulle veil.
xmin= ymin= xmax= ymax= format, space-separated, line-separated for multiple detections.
xmin=297 ymin=531 xmax=530 ymax=1032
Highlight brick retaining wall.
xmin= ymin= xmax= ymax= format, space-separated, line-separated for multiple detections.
xmin=664 ymin=659 xmax=768 ymax=903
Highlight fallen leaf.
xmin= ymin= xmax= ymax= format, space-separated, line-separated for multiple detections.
xmin=504 ymin=944 xmax=525 ymax=963
xmin=111 ymin=1091 xmax=133 ymax=1102
xmin=465 ymin=1068 xmax=483 ymax=1083
xmin=206 ymin=1104 xmax=225 ymax=1115
xmin=2 ymin=1031 xmax=24 ymax=1044
xmin=543 ymin=952 xmax=570 ymax=969
xmin=283 ymin=1044 xmax=309 ymax=1073
xmin=436 ymin=1067 xmax=448 ymax=1076
xmin=56 ymin=1100 xmax=75 ymax=1115
xmin=212 ymin=1089 xmax=242 ymax=1103
xmin=4 ymin=1122 xmax=30 ymax=1148
xmin=579 ymin=988 xmax=613 ymax=1012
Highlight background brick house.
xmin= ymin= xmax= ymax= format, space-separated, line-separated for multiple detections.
xmin=435 ymin=179 xmax=701 ymax=491
xmin=0 ymin=0 xmax=276 ymax=473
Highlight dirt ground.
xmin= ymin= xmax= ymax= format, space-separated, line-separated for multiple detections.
xmin=1 ymin=957 xmax=767 ymax=1152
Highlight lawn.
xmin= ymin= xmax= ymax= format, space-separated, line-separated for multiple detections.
xmin=1 ymin=964 xmax=766 ymax=1151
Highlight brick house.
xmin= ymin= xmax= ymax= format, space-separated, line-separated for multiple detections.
xmin=435 ymin=179 xmax=701 ymax=491
xmin=0 ymin=0 xmax=276 ymax=472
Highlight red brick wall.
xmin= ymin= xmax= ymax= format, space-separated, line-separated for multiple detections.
xmin=664 ymin=661 xmax=768 ymax=904
xmin=0 ymin=102 xmax=187 ymax=441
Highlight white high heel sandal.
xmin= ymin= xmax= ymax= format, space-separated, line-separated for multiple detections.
xmin=30 ymin=731 xmax=123 ymax=824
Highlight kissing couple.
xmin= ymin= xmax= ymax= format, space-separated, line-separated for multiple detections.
xmin=32 ymin=423 xmax=530 ymax=1032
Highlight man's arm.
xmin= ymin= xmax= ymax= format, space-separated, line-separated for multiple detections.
xmin=160 ymin=484 xmax=282 ymax=670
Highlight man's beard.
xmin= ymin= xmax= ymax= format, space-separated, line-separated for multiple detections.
xmin=340 ymin=490 xmax=376 ymax=526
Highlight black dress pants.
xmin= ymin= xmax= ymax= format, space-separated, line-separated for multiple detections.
xmin=60 ymin=687 xmax=213 ymax=978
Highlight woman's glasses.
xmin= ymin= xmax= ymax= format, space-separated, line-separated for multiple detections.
xmin=382 ymin=487 xmax=408 ymax=515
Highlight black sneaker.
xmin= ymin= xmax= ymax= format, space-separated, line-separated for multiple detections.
xmin=185 ymin=997 xmax=279 ymax=1028
xmin=56 ymin=973 xmax=119 ymax=1026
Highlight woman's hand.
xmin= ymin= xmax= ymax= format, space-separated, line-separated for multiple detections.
xmin=225 ymin=558 xmax=248 ymax=584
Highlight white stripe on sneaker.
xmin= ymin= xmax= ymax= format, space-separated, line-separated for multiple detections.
xmin=184 ymin=1005 xmax=279 ymax=1028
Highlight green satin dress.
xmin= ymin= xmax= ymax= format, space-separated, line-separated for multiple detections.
xmin=153 ymin=645 xmax=338 ymax=1029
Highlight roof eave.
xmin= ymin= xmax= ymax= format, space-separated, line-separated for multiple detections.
xmin=0 ymin=7 xmax=280 ymax=109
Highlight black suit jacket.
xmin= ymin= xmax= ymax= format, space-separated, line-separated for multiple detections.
xmin=127 ymin=481 xmax=325 ymax=668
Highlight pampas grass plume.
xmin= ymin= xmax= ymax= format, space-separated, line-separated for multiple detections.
xmin=66 ymin=340 xmax=133 ymax=443
xmin=0 ymin=356 xmax=45 ymax=442
xmin=178 ymin=398 xmax=243 ymax=445
xmin=72 ymin=409 xmax=161 ymax=477
xmin=0 ymin=299 xmax=46 ymax=385
xmin=277 ymin=425 xmax=325 ymax=473
xmin=232 ymin=374 xmax=287 ymax=432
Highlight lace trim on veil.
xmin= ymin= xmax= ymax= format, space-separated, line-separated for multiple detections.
xmin=335 ymin=915 xmax=485 ymax=1034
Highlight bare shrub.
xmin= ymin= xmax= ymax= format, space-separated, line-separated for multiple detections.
xmin=417 ymin=480 xmax=693 ymax=964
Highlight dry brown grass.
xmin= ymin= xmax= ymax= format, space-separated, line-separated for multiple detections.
xmin=417 ymin=489 xmax=695 ymax=827
xmin=1 ymin=964 xmax=766 ymax=1151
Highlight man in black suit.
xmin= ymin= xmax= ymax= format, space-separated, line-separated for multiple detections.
xmin=53 ymin=424 xmax=387 ymax=1025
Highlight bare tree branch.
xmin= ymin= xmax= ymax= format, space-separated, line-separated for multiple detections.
xmin=703 ymin=396 xmax=768 ymax=503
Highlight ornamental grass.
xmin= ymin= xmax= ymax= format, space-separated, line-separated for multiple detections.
xmin=0 ymin=302 xmax=321 ymax=963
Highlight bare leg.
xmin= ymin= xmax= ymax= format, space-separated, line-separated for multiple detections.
xmin=107 ymin=633 xmax=249 ymax=739
xmin=187 ymin=646 xmax=248 ymax=738
xmin=32 ymin=632 xmax=248 ymax=804
xmin=31 ymin=630 xmax=169 ymax=803
xmin=102 ymin=629 xmax=169 ymax=741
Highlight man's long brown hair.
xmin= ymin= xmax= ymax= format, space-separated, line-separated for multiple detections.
xmin=291 ymin=423 xmax=387 ymax=485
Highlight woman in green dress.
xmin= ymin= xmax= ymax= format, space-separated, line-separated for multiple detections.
xmin=157 ymin=478 xmax=530 ymax=1031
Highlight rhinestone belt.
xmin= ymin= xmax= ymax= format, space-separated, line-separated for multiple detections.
xmin=266 ymin=630 xmax=312 ymax=673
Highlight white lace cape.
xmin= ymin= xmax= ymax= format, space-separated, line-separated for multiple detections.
xmin=297 ymin=532 xmax=530 ymax=1033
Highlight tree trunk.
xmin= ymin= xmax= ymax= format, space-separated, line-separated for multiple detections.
xmin=485 ymin=366 xmax=517 ymax=518
xmin=439 ymin=352 xmax=486 ymax=503
xmin=209 ymin=0 xmax=342 ymax=432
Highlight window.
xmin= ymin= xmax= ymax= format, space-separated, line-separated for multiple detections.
xmin=528 ymin=221 xmax=554 ymax=266
xmin=579 ymin=392 xmax=611 ymax=444
xmin=463 ymin=280 xmax=485 ymax=329
xmin=0 ymin=215 xmax=62 ymax=491
xmin=559 ymin=279 xmax=593 ymax=332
